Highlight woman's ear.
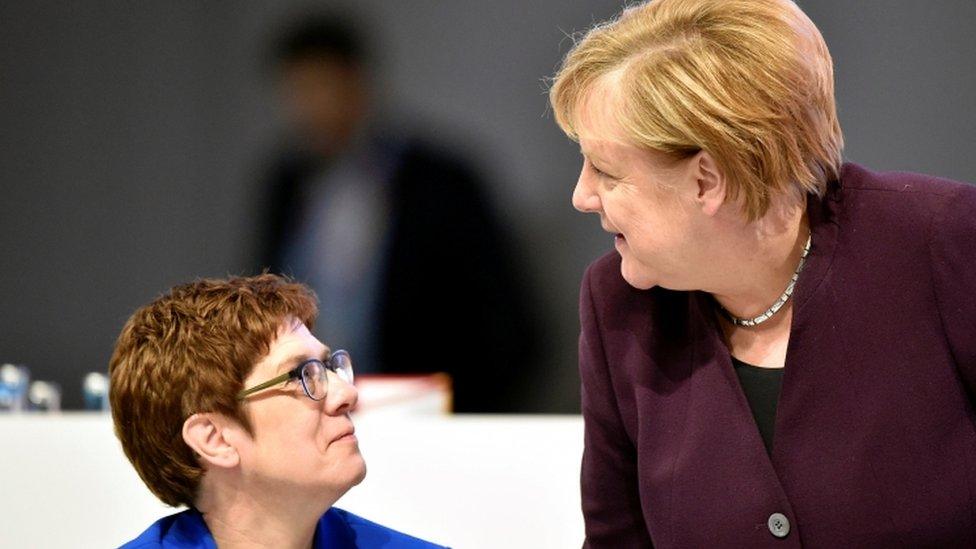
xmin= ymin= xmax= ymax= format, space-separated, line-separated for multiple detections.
xmin=182 ymin=413 xmax=241 ymax=469
xmin=693 ymin=151 xmax=727 ymax=217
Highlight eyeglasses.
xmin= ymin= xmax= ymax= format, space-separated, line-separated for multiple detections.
xmin=237 ymin=350 xmax=354 ymax=401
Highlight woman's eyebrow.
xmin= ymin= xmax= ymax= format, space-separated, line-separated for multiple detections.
xmin=275 ymin=348 xmax=333 ymax=374
xmin=274 ymin=354 xmax=307 ymax=375
xmin=581 ymin=147 xmax=615 ymax=165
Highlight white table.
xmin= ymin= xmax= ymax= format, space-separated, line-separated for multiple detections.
xmin=0 ymin=413 xmax=584 ymax=548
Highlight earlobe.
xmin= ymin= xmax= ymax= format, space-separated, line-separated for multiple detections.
xmin=694 ymin=151 xmax=726 ymax=217
xmin=182 ymin=413 xmax=241 ymax=469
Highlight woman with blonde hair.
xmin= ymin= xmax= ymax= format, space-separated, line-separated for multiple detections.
xmin=550 ymin=0 xmax=976 ymax=546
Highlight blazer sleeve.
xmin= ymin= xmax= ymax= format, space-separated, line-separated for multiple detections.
xmin=579 ymin=265 xmax=654 ymax=548
xmin=929 ymin=183 xmax=976 ymax=401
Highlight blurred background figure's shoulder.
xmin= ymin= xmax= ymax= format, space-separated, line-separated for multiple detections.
xmin=250 ymin=8 xmax=545 ymax=413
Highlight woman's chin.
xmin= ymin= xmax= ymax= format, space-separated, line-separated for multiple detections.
xmin=619 ymin=260 xmax=657 ymax=290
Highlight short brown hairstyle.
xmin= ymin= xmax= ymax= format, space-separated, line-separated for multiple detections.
xmin=109 ymin=274 xmax=318 ymax=507
xmin=550 ymin=0 xmax=844 ymax=219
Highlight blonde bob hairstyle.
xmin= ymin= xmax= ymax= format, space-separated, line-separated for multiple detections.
xmin=550 ymin=0 xmax=844 ymax=220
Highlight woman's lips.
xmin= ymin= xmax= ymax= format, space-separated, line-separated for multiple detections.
xmin=331 ymin=426 xmax=357 ymax=444
xmin=614 ymin=233 xmax=626 ymax=250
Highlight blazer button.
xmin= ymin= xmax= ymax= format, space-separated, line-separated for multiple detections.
xmin=767 ymin=513 xmax=790 ymax=538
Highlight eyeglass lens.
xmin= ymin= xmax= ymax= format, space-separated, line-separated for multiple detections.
xmin=300 ymin=352 xmax=354 ymax=401
xmin=330 ymin=351 xmax=354 ymax=384
xmin=301 ymin=360 xmax=327 ymax=400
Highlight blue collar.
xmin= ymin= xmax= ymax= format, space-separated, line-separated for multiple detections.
xmin=154 ymin=508 xmax=356 ymax=548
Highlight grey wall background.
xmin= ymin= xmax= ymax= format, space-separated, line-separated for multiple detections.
xmin=1 ymin=1 xmax=974 ymax=411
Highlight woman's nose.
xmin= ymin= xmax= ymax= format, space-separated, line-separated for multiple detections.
xmin=572 ymin=174 xmax=601 ymax=213
xmin=324 ymin=372 xmax=358 ymax=415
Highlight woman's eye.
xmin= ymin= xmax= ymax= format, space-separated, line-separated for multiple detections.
xmin=286 ymin=379 xmax=305 ymax=394
xmin=594 ymin=168 xmax=619 ymax=189
xmin=589 ymin=160 xmax=616 ymax=181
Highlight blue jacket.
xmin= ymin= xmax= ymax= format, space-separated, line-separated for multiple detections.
xmin=120 ymin=508 xmax=448 ymax=548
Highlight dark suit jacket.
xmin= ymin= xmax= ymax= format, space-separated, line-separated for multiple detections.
xmin=579 ymin=163 xmax=976 ymax=547
xmin=259 ymin=137 xmax=540 ymax=412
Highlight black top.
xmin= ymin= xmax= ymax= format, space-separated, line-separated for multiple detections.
xmin=731 ymin=357 xmax=784 ymax=456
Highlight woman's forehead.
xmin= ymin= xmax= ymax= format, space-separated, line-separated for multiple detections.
xmin=574 ymin=70 xmax=630 ymax=143
xmin=274 ymin=327 xmax=328 ymax=355
xmin=252 ymin=324 xmax=330 ymax=376
xmin=578 ymin=127 xmax=643 ymax=166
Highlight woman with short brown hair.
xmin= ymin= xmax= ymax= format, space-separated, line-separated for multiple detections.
xmin=110 ymin=274 xmax=445 ymax=548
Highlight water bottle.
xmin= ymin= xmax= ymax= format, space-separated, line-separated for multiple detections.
xmin=0 ymin=363 xmax=30 ymax=412
xmin=28 ymin=381 xmax=62 ymax=412
xmin=83 ymin=372 xmax=110 ymax=411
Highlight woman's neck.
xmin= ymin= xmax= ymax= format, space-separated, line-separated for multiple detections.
xmin=197 ymin=479 xmax=333 ymax=549
xmin=709 ymin=200 xmax=809 ymax=322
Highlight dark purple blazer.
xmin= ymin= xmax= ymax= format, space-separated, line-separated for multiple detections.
xmin=579 ymin=163 xmax=976 ymax=547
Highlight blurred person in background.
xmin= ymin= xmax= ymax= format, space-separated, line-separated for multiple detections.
xmin=551 ymin=0 xmax=976 ymax=545
xmin=110 ymin=274 xmax=446 ymax=548
xmin=255 ymin=13 xmax=541 ymax=413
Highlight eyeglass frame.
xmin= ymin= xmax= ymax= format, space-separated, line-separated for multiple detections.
xmin=236 ymin=349 xmax=353 ymax=401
